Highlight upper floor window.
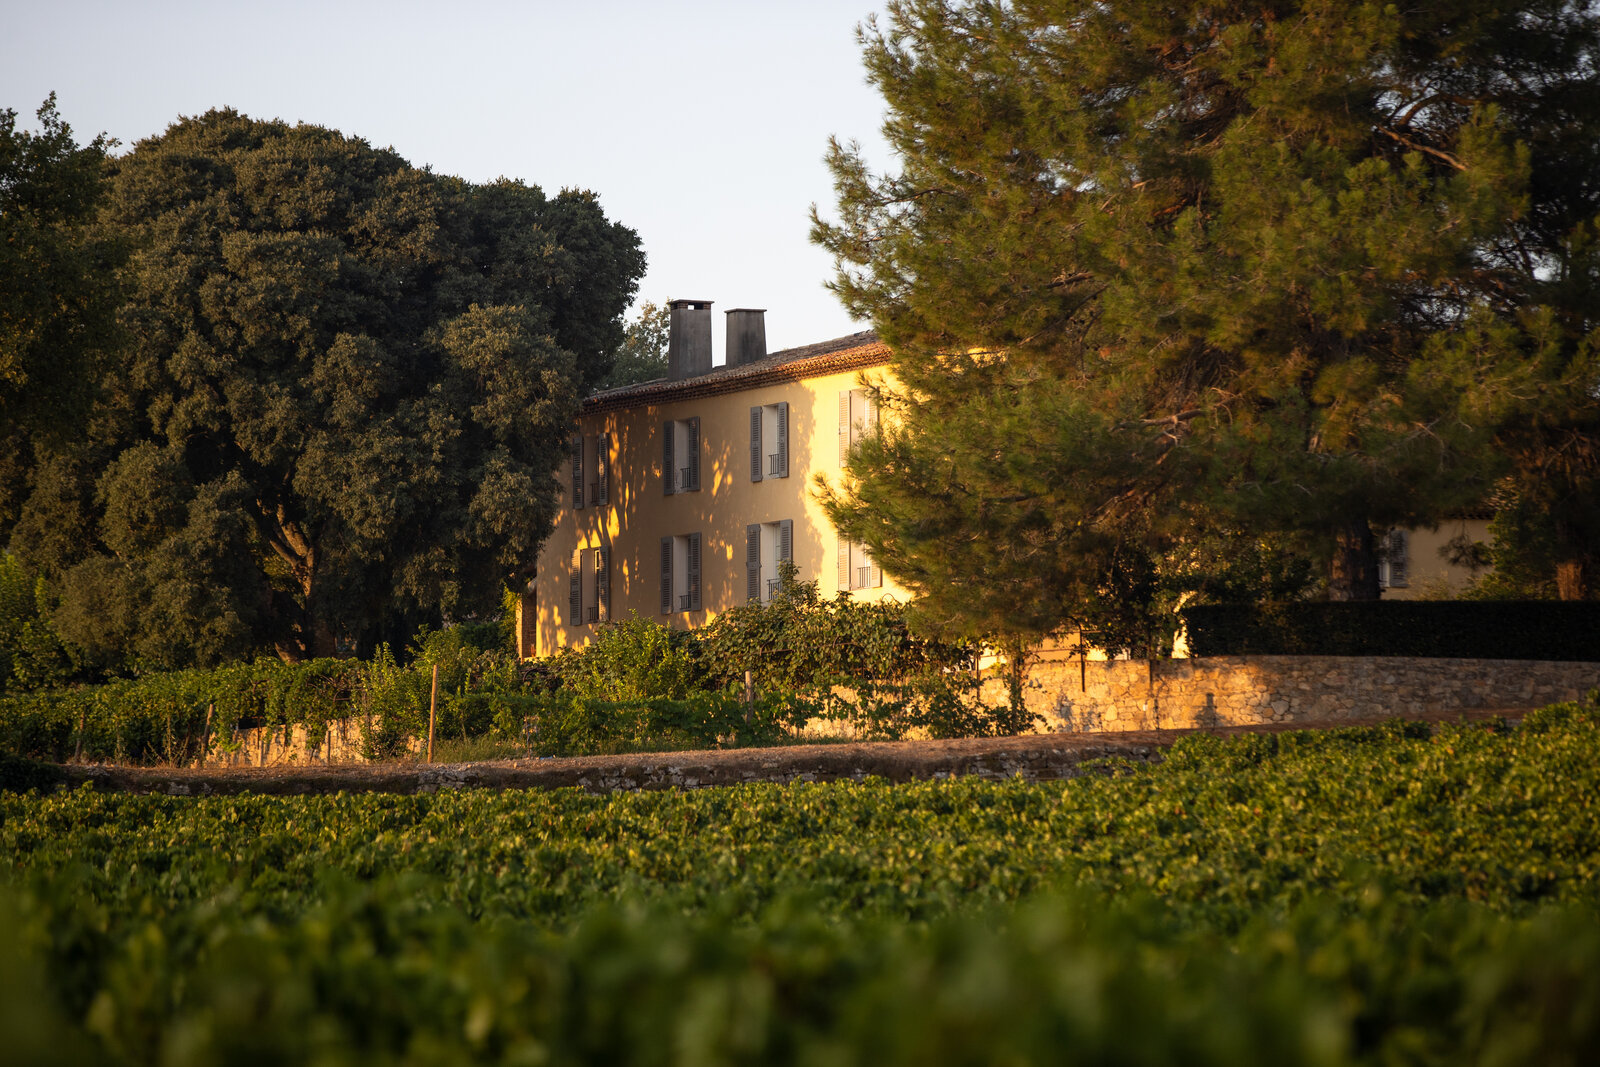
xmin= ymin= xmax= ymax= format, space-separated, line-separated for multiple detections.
xmin=662 ymin=417 xmax=700 ymax=495
xmin=839 ymin=539 xmax=882 ymax=592
xmin=749 ymin=402 xmax=789 ymax=481
xmin=838 ymin=389 xmax=878 ymax=465
xmin=1378 ymin=529 xmax=1409 ymax=589
xmin=746 ymin=519 xmax=794 ymax=602
xmin=570 ymin=432 xmax=611 ymax=510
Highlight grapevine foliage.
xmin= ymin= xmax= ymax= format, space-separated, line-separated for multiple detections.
xmin=1 ymin=706 xmax=1598 ymax=1062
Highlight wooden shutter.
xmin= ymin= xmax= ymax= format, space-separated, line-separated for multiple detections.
xmin=596 ymin=546 xmax=611 ymax=620
xmin=687 ymin=532 xmax=702 ymax=611
xmin=779 ymin=519 xmax=793 ymax=563
xmin=686 ymin=417 xmax=700 ymax=491
xmin=1389 ymin=530 xmax=1409 ymax=587
xmin=660 ymin=537 xmax=673 ymax=614
xmin=662 ymin=421 xmax=675 ymax=496
xmin=746 ymin=524 xmax=761 ymax=602
xmin=868 ymin=546 xmax=882 ymax=588
xmin=838 ymin=538 xmax=851 ymax=591
xmin=571 ymin=435 xmax=584 ymax=509
xmin=864 ymin=393 xmax=879 ymax=434
xmin=597 ymin=433 xmax=610 ymax=506
xmin=838 ymin=391 xmax=851 ymax=466
xmin=750 ymin=407 xmax=763 ymax=483
xmin=776 ymin=402 xmax=789 ymax=478
xmin=568 ymin=549 xmax=582 ymax=625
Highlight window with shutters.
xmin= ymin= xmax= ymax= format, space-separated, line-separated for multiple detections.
xmin=661 ymin=417 xmax=701 ymax=494
xmin=745 ymin=519 xmax=794 ymax=602
xmin=570 ymin=433 xmax=612 ymax=510
xmin=837 ymin=389 xmax=878 ymax=466
xmin=1378 ymin=529 xmax=1409 ymax=589
xmin=837 ymin=539 xmax=883 ymax=592
xmin=749 ymin=402 xmax=790 ymax=481
xmin=659 ymin=532 xmax=703 ymax=614
xmin=567 ymin=546 xmax=611 ymax=626
xmin=569 ymin=434 xmax=584 ymax=511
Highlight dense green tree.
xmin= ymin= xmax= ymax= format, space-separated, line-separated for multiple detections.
xmin=0 ymin=96 xmax=121 ymax=524
xmin=815 ymin=0 xmax=1600 ymax=643
xmin=594 ymin=300 xmax=669 ymax=390
xmin=7 ymin=110 xmax=644 ymax=664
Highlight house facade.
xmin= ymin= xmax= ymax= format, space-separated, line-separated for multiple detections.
xmin=518 ymin=300 xmax=905 ymax=658
xmin=517 ymin=299 xmax=1495 ymax=659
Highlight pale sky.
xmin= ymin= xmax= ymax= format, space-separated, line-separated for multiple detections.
xmin=2 ymin=0 xmax=893 ymax=361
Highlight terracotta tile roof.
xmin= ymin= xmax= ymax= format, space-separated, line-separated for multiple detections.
xmin=583 ymin=330 xmax=888 ymax=414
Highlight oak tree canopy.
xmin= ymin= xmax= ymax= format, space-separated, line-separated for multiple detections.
xmin=7 ymin=109 xmax=644 ymax=664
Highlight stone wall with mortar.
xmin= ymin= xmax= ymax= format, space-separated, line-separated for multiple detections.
xmin=204 ymin=716 xmax=420 ymax=767
xmin=1001 ymin=656 xmax=1600 ymax=733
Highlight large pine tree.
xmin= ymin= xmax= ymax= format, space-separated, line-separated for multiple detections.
xmin=814 ymin=0 xmax=1600 ymax=644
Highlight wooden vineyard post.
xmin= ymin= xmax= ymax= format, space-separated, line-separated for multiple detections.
xmin=743 ymin=670 xmax=754 ymax=724
xmin=201 ymin=703 xmax=214 ymax=768
xmin=427 ymin=663 xmax=439 ymax=763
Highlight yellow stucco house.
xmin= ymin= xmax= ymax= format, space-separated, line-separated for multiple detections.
xmin=518 ymin=299 xmax=1492 ymax=659
xmin=518 ymin=300 xmax=907 ymax=658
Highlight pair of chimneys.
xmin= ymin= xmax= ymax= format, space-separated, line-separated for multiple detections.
xmin=667 ymin=299 xmax=766 ymax=380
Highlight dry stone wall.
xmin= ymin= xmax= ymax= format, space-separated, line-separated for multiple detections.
xmin=203 ymin=716 xmax=419 ymax=767
xmin=1009 ymin=655 xmax=1600 ymax=733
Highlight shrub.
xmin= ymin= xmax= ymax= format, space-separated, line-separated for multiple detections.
xmin=698 ymin=565 xmax=1036 ymax=739
xmin=550 ymin=612 xmax=703 ymax=701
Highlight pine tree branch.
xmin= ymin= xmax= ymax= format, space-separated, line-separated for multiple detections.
xmin=1375 ymin=125 xmax=1466 ymax=171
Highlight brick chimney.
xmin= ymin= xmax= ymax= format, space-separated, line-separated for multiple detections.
xmin=667 ymin=298 xmax=713 ymax=379
xmin=725 ymin=308 xmax=767 ymax=367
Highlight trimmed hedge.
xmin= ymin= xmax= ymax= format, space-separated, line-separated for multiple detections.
xmin=1183 ymin=601 xmax=1600 ymax=660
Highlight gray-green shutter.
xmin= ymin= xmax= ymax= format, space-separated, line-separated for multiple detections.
xmin=779 ymin=519 xmax=793 ymax=563
xmin=571 ymin=435 xmax=584 ymax=509
xmin=597 ymin=433 xmax=610 ymax=506
xmin=597 ymin=546 xmax=611 ymax=620
xmin=687 ymin=532 xmax=702 ymax=611
xmin=776 ymin=402 xmax=789 ymax=477
xmin=750 ymin=407 xmax=763 ymax=482
xmin=838 ymin=391 xmax=851 ymax=466
xmin=568 ymin=549 xmax=582 ymax=624
xmin=746 ymin=524 xmax=761 ymax=602
xmin=660 ymin=537 xmax=673 ymax=614
xmin=686 ymin=417 xmax=700 ymax=491
xmin=662 ymin=421 xmax=675 ymax=496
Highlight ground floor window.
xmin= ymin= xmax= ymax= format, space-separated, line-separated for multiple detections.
xmin=660 ymin=532 xmax=702 ymax=614
xmin=839 ymin=539 xmax=882 ymax=592
xmin=1378 ymin=529 xmax=1409 ymax=589
xmin=568 ymin=546 xmax=610 ymax=625
xmin=746 ymin=520 xmax=794 ymax=601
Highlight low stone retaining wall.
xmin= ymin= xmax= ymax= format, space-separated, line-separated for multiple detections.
xmin=193 ymin=657 xmax=1599 ymax=766
xmin=1011 ymin=655 xmax=1600 ymax=733
xmin=204 ymin=717 xmax=419 ymax=767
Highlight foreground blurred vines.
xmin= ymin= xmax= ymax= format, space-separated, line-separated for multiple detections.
xmin=2 ymin=703 xmax=1598 ymax=1064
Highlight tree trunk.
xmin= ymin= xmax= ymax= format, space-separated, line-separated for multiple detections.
xmin=1328 ymin=519 xmax=1380 ymax=601
xmin=1553 ymin=517 xmax=1591 ymax=600
xmin=1556 ymin=558 xmax=1589 ymax=600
